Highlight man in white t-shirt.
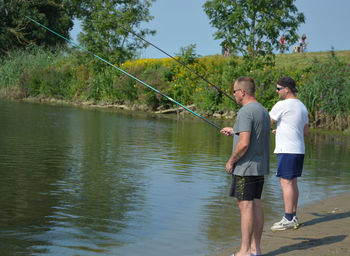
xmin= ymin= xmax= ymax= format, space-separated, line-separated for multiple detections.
xmin=269 ymin=76 xmax=308 ymax=231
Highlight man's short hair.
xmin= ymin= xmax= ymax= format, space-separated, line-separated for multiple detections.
xmin=236 ymin=76 xmax=255 ymax=95
xmin=277 ymin=76 xmax=298 ymax=93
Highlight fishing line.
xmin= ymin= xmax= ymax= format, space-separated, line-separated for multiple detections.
xmin=8 ymin=9 xmax=302 ymax=187
xmin=100 ymin=25 xmax=303 ymax=183
xmin=21 ymin=14 xmax=227 ymax=133
xmin=115 ymin=23 xmax=237 ymax=104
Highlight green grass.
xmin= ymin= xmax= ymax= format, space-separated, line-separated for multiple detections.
xmin=275 ymin=50 xmax=350 ymax=68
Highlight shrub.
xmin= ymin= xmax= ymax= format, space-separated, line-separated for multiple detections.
xmin=2 ymin=46 xmax=350 ymax=130
xmin=299 ymin=55 xmax=350 ymax=118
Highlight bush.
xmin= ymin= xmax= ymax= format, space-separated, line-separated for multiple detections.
xmin=1 ymin=46 xmax=350 ymax=130
xmin=299 ymin=55 xmax=350 ymax=118
xmin=0 ymin=46 xmax=58 ymax=90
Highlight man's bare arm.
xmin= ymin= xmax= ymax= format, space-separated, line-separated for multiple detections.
xmin=225 ymin=131 xmax=250 ymax=173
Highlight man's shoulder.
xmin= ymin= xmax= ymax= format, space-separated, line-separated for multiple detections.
xmin=273 ymin=99 xmax=288 ymax=107
xmin=240 ymin=103 xmax=269 ymax=121
xmin=250 ymin=102 xmax=269 ymax=116
xmin=287 ymin=99 xmax=308 ymax=112
xmin=271 ymin=99 xmax=308 ymax=120
xmin=243 ymin=102 xmax=267 ymax=112
xmin=272 ymin=99 xmax=304 ymax=110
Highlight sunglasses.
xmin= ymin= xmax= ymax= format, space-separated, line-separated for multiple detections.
xmin=276 ymin=87 xmax=285 ymax=91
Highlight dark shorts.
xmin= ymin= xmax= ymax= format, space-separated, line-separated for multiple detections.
xmin=276 ymin=153 xmax=304 ymax=179
xmin=229 ymin=175 xmax=264 ymax=201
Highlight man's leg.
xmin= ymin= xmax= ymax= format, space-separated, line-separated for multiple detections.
xmin=250 ymin=199 xmax=263 ymax=255
xmin=280 ymin=177 xmax=298 ymax=214
xmin=292 ymin=178 xmax=299 ymax=213
xmin=236 ymin=200 xmax=254 ymax=256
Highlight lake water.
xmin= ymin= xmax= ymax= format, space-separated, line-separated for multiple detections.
xmin=1 ymin=99 xmax=349 ymax=256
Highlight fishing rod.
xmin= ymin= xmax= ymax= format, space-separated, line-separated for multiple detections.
xmin=115 ymin=23 xmax=237 ymax=104
xmin=22 ymin=14 xmax=227 ymax=133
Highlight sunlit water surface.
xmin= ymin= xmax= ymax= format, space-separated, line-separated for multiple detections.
xmin=1 ymin=100 xmax=349 ymax=255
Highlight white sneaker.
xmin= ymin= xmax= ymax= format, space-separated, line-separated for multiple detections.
xmin=271 ymin=216 xmax=298 ymax=231
xmin=293 ymin=216 xmax=299 ymax=229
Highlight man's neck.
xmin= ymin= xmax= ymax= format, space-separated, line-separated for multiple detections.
xmin=242 ymin=97 xmax=257 ymax=106
xmin=285 ymin=94 xmax=297 ymax=100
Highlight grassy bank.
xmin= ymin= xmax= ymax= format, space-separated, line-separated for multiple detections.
xmin=1 ymin=47 xmax=350 ymax=131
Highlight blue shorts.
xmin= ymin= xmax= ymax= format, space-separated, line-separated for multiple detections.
xmin=276 ymin=154 xmax=304 ymax=179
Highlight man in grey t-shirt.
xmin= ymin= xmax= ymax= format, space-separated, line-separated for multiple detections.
xmin=221 ymin=76 xmax=270 ymax=256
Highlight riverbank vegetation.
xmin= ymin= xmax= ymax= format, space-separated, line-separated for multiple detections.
xmin=1 ymin=47 xmax=350 ymax=131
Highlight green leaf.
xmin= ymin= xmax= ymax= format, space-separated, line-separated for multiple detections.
xmin=203 ymin=0 xmax=305 ymax=69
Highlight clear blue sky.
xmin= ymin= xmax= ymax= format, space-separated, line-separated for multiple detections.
xmin=70 ymin=0 xmax=350 ymax=59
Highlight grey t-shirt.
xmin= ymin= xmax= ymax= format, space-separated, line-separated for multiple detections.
xmin=232 ymin=102 xmax=270 ymax=176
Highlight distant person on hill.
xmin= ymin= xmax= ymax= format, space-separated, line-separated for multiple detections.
xmin=269 ymin=76 xmax=309 ymax=232
xmin=223 ymin=43 xmax=230 ymax=57
xmin=280 ymin=36 xmax=286 ymax=53
xmin=299 ymin=34 xmax=308 ymax=52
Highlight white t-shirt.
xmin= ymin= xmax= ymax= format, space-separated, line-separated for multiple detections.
xmin=269 ymin=99 xmax=308 ymax=154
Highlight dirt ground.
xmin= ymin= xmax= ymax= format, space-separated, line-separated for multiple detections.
xmin=215 ymin=192 xmax=350 ymax=256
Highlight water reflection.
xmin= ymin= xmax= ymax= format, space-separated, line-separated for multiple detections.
xmin=0 ymin=100 xmax=349 ymax=255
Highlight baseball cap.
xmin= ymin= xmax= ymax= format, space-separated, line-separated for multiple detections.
xmin=277 ymin=76 xmax=298 ymax=93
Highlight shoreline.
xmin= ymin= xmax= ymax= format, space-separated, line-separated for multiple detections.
xmin=0 ymin=94 xmax=237 ymax=119
xmin=214 ymin=192 xmax=350 ymax=256
xmin=1 ymin=96 xmax=350 ymax=135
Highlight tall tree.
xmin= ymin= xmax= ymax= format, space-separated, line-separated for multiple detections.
xmin=203 ymin=0 xmax=305 ymax=65
xmin=68 ymin=0 xmax=156 ymax=65
xmin=0 ymin=0 xmax=73 ymax=55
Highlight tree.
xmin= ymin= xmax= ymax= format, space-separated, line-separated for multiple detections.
xmin=176 ymin=44 xmax=200 ymax=65
xmin=203 ymin=0 xmax=305 ymax=66
xmin=67 ymin=0 xmax=156 ymax=65
xmin=0 ymin=0 xmax=73 ymax=55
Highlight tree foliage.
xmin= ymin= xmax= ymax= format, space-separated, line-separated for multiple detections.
xmin=176 ymin=44 xmax=200 ymax=65
xmin=0 ymin=0 xmax=73 ymax=55
xmin=67 ymin=0 xmax=156 ymax=65
xmin=203 ymin=0 xmax=305 ymax=66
